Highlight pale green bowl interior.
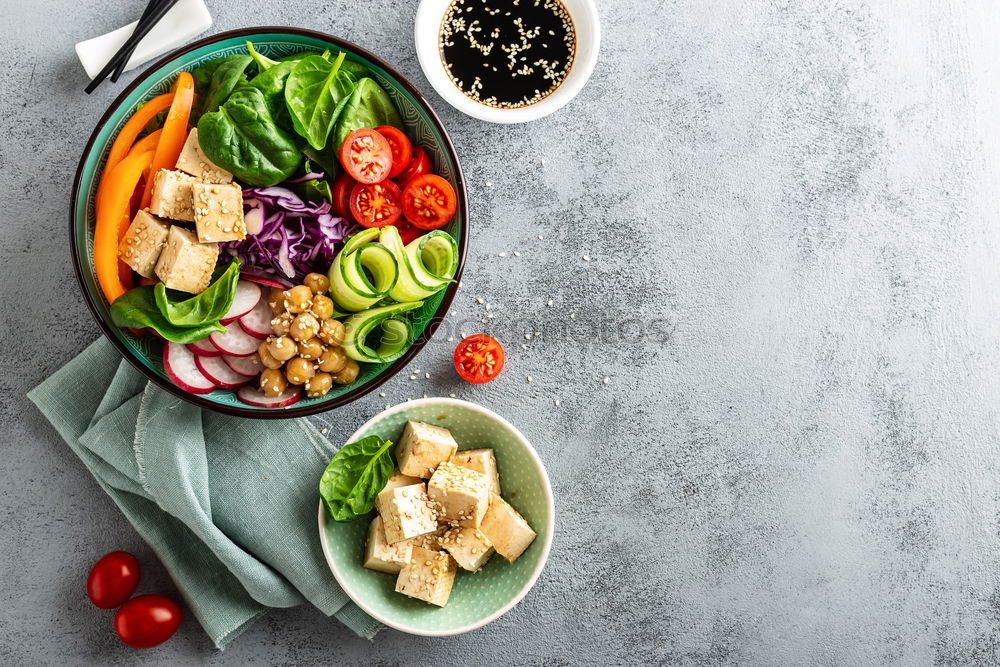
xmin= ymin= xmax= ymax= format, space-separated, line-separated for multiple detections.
xmin=74 ymin=33 xmax=463 ymax=411
xmin=319 ymin=399 xmax=553 ymax=635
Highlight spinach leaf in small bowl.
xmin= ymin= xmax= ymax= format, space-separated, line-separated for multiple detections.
xmin=319 ymin=435 xmax=394 ymax=522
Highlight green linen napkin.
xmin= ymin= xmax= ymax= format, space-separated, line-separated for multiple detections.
xmin=27 ymin=337 xmax=381 ymax=648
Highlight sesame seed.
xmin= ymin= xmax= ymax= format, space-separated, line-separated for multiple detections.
xmin=603 ymin=376 xmax=610 ymax=384
xmin=527 ymin=376 xmax=533 ymax=382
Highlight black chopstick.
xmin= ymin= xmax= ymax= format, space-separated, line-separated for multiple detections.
xmin=85 ymin=0 xmax=180 ymax=94
xmin=110 ymin=0 xmax=167 ymax=83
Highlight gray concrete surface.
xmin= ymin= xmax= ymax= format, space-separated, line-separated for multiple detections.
xmin=3 ymin=0 xmax=1000 ymax=664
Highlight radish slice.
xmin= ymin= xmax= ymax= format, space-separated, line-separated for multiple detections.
xmin=238 ymin=299 xmax=273 ymax=339
xmin=164 ymin=342 xmax=215 ymax=394
xmin=237 ymin=385 xmax=302 ymax=408
xmin=195 ymin=355 xmax=252 ymax=389
xmin=188 ymin=338 xmax=222 ymax=357
xmin=241 ymin=272 xmax=290 ymax=289
xmin=223 ymin=354 xmax=263 ymax=377
xmin=220 ymin=281 xmax=262 ymax=324
xmin=210 ymin=322 xmax=263 ymax=357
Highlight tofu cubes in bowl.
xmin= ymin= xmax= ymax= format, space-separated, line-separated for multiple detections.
xmin=319 ymin=398 xmax=553 ymax=636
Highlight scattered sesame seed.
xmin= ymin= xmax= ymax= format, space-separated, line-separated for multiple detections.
xmin=410 ymin=375 xmax=417 ymax=380
xmin=476 ymin=298 xmax=484 ymax=304
xmin=554 ymin=399 xmax=561 ymax=406
xmin=603 ymin=376 xmax=610 ymax=384
xmin=499 ymin=252 xmax=506 ymax=257
xmin=521 ymin=344 xmax=528 ymax=350
xmin=569 ymin=313 xmax=576 ymax=319
xmin=527 ymin=376 xmax=533 ymax=382
xmin=425 ymin=373 xmax=430 ymax=379
xmin=449 ymin=393 xmax=456 ymax=398
xmin=485 ymin=181 xmax=493 ymax=187
xmin=547 ymin=299 xmax=553 ymax=306
xmin=321 ymin=428 xmax=329 ymax=434
xmin=513 ymin=251 xmax=521 ymax=256
xmin=447 ymin=336 xmax=454 ymax=342
xmin=524 ymin=333 xmax=532 ymax=340
xmin=538 ymin=234 xmax=544 ymax=240
xmin=379 ymin=392 xmax=386 ymax=397
xmin=582 ymin=255 xmax=591 ymax=261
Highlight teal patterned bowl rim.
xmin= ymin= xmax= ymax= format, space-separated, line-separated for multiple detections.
xmin=70 ymin=27 xmax=469 ymax=419
xmin=318 ymin=398 xmax=554 ymax=636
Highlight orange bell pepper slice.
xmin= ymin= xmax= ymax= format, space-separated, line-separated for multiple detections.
xmin=96 ymin=93 xmax=174 ymax=212
xmin=140 ymin=72 xmax=195 ymax=209
xmin=127 ymin=128 xmax=163 ymax=158
xmin=96 ymin=149 xmax=154 ymax=304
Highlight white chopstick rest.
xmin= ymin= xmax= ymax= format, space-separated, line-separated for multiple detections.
xmin=75 ymin=0 xmax=213 ymax=80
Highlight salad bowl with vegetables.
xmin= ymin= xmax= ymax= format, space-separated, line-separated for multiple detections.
xmin=71 ymin=28 xmax=467 ymax=417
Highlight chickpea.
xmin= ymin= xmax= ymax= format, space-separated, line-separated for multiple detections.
xmin=285 ymin=357 xmax=316 ymax=385
xmin=290 ymin=312 xmax=320 ymax=342
xmin=298 ymin=337 xmax=324 ymax=360
xmin=267 ymin=335 xmax=298 ymax=362
xmin=312 ymin=295 xmax=335 ymax=320
xmin=304 ymin=272 xmax=330 ymax=295
xmin=260 ymin=368 xmax=288 ymax=397
xmin=285 ymin=285 xmax=313 ymax=313
xmin=318 ymin=346 xmax=347 ymax=373
xmin=319 ymin=318 xmax=346 ymax=346
xmin=270 ymin=312 xmax=293 ymax=336
xmin=258 ymin=341 xmax=283 ymax=370
xmin=305 ymin=372 xmax=333 ymax=398
xmin=331 ymin=358 xmax=360 ymax=385
xmin=268 ymin=288 xmax=287 ymax=314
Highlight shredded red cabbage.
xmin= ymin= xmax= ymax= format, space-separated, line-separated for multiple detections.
xmin=221 ymin=184 xmax=354 ymax=286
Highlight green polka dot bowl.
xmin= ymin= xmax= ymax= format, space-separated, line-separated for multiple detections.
xmin=318 ymin=398 xmax=554 ymax=636
xmin=71 ymin=28 xmax=467 ymax=418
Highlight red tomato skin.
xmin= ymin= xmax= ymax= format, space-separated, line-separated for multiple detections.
xmin=350 ymin=180 xmax=403 ymax=228
xmin=339 ymin=128 xmax=392 ymax=184
xmin=394 ymin=221 xmax=423 ymax=245
xmin=393 ymin=147 xmax=432 ymax=189
xmin=375 ymin=126 xmax=413 ymax=179
xmin=331 ymin=172 xmax=356 ymax=219
xmin=453 ymin=334 xmax=505 ymax=384
xmin=402 ymin=174 xmax=458 ymax=230
xmin=87 ymin=551 xmax=141 ymax=609
xmin=114 ymin=594 xmax=182 ymax=649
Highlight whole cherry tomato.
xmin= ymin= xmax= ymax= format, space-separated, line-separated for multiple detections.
xmin=114 ymin=594 xmax=182 ymax=649
xmin=87 ymin=551 xmax=141 ymax=609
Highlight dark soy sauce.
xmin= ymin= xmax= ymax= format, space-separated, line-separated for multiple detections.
xmin=439 ymin=0 xmax=576 ymax=109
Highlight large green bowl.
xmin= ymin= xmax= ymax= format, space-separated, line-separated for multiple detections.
xmin=319 ymin=398 xmax=554 ymax=636
xmin=71 ymin=28 xmax=468 ymax=418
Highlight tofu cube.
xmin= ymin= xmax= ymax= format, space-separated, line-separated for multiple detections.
xmin=154 ymin=226 xmax=219 ymax=294
xmin=175 ymin=128 xmax=233 ymax=183
xmin=480 ymin=494 xmax=536 ymax=563
xmin=396 ymin=421 xmax=458 ymax=478
xmin=395 ymin=546 xmax=457 ymax=607
xmin=377 ymin=483 xmax=438 ymax=544
xmin=439 ymin=523 xmax=495 ymax=572
xmin=192 ymin=182 xmax=246 ymax=243
xmin=363 ymin=516 xmax=411 ymax=574
xmin=148 ymin=169 xmax=198 ymax=222
xmin=450 ymin=448 xmax=501 ymax=496
xmin=117 ymin=209 xmax=170 ymax=278
xmin=384 ymin=469 xmax=423 ymax=493
xmin=427 ymin=462 xmax=490 ymax=527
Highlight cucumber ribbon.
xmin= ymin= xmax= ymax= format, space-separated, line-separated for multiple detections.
xmin=341 ymin=301 xmax=424 ymax=363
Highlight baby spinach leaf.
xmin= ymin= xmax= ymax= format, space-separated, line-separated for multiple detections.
xmin=110 ymin=287 xmax=225 ymax=343
xmin=199 ymin=54 xmax=254 ymax=116
xmin=331 ymin=77 xmax=403 ymax=154
xmin=198 ymin=87 xmax=302 ymax=186
xmin=246 ymin=41 xmax=278 ymax=72
xmin=242 ymin=60 xmax=297 ymax=128
xmin=154 ymin=259 xmax=240 ymax=327
xmin=284 ymin=53 xmax=355 ymax=150
xmin=319 ymin=435 xmax=395 ymax=522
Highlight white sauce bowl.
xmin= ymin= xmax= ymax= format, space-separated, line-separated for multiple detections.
xmin=415 ymin=0 xmax=601 ymax=123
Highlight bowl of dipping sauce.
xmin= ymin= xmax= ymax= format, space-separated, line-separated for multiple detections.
xmin=414 ymin=0 xmax=600 ymax=123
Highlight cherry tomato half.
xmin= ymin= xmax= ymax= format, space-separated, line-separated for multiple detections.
xmin=114 ymin=594 xmax=182 ymax=649
xmin=393 ymin=146 xmax=432 ymax=188
xmin=375 ymin=126 xmax=413 ymax=179
xmin=87 ymin=551 xmax=141 ymax=609
xmin=331 ymin=172 xmax=356 ymax=219
xmin=453 ymin=334 xmax=505 ymax=384
xmin=394 ymin=220 xmax=423 ymax=245
xmin=350 ymin=180 xmax=403 ymax=228
xmin=339 ymin=128 xmax=392 ymax=184
xmin=402 ymin=174 xmax=458 ymax=230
